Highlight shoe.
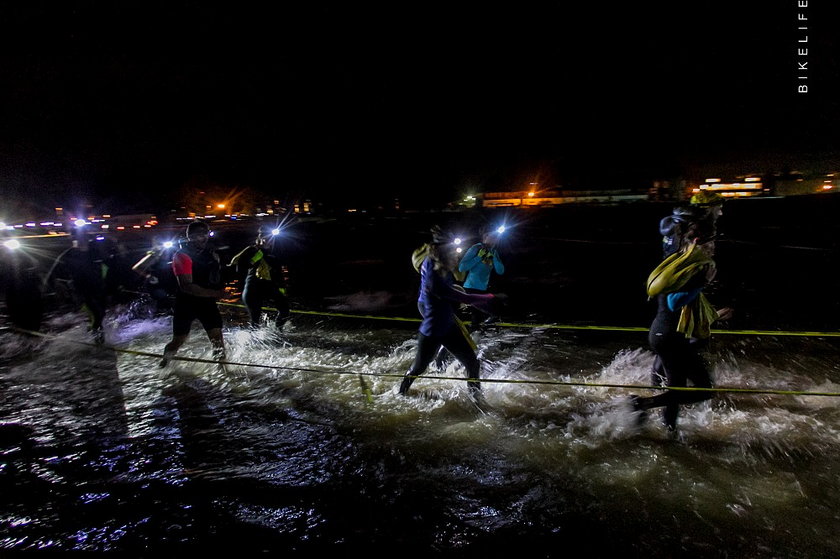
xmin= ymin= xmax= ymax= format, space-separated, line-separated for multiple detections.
xmin=433 ymin=350 xmax=450 ymax=371
xmin=663 ymin=406 xmax=678 ymax=432
xmin=158 ymin=350 xmax=174 ymax=368
xmin=398 ymin=375 xmax=414 ymax=395
xmin=469 ymin=389 xmax=489 ymax=413
xmin=628 ymin=395 xmax=648 ymax=426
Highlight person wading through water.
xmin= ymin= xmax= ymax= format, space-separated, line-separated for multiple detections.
xmin=399 ymin=226 xmax=500 ymax=402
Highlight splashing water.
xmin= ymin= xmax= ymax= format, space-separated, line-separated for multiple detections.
xmin=1 ymin=307 xmax=840 ymax=557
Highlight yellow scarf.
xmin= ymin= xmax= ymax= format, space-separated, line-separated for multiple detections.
xmin=411 ymin=242 xmax=466 ymax=282
xmin=230 ymin=247 xmax=272 ymax=281
xmin=249 ymin=250 xmax=272 ymax=281
xmin=646 ymin=242 xmax=718 ymax=339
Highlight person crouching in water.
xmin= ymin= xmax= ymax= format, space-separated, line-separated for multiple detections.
xmin=632 ymin=223 xmax=733 ymax=432
xmin=398 ymin=227 xmax=497 ymax=400
xmin=159 ymin=220 xmax=226 ymax=367
xmin=228 ymin=225 xmax=290 ymax=329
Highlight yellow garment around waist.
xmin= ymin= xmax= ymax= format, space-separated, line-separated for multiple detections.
xmin=677 ymin=292 xmax=718 ymax=339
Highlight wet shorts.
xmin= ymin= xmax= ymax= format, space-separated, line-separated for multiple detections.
xmin=172 ymin=293 xmax=223 ymax=335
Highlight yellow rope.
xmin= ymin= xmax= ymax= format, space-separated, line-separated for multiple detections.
xmin=8 ymin=326 xmax=840 ymax=398
xmin=118 ymin=290 xmax=840 ymax=337
xmin=215 ymin=300 xmax=840 ymax=338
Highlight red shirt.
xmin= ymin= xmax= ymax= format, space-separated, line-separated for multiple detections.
xmin=171 ymin=252 xmax=193 ymax=276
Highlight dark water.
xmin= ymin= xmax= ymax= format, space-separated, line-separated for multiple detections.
xmin=2 ymin=197 xmax=840 ymax=556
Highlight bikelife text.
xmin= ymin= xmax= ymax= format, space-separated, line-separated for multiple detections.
xmin=796 ymin=0 xmax=809 ymax=93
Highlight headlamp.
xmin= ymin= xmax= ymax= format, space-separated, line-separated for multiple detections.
xmin=3 ymin=239 xmax=21 ymax=250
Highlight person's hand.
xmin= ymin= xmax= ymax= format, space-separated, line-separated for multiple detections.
xmin=472 ymin=293 xmax=495 ymax=314
xmin=475 ymin=293 xmax=507 ymax=315
xmin=716 ymin=307 xmax=734 ymax=321
xmin=704 ymin=263 xmax=718 ymax=282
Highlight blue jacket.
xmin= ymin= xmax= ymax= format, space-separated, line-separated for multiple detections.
xmin=458 ymin=243 xmax=504 ymax=290
xmin=418 ymin=257 xmax=493 ymax=337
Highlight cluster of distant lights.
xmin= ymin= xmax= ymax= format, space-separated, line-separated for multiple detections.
xmin=1 ymin=217 xmax=155 ymax=232
xmin=697 ymin=175 xmax=835 ymax=197
xmin=2 ymin=220 xmax=495 ymax=252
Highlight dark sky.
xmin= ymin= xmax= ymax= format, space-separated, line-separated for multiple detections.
xmin=1 ymin=1 xmax=838 ymax=215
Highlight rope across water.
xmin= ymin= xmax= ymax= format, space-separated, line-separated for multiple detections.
xmin=7 ymin=297 xmax=840 ymax=398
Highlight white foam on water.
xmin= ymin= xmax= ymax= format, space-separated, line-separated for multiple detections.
xmin=6 ymin=311 xmax=840 ymax=555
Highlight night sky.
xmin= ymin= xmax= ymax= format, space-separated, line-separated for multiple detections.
xmin=1 ymin=1 xmax=838 ymax=216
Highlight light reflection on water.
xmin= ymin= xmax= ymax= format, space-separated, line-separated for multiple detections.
xmin=1 ymin=307 xmax=840 ymax=557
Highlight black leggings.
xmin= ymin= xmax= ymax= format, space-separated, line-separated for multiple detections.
xmin=402 ymin=327 xmax=480 ymax=392
xmin=637 ymin=334 xmax=713 ymax=428
xmin=242 ymin=279 xmax=290 ymax=327
xmin=464 ymin=287 xmax=492 ymax=327
xmin=81 ymin=291 xmax=106 ymax=331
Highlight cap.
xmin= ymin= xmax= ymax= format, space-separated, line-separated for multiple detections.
xmin=690 ymin=191 xmax=724 ymax=206
xmin=186 ymin=220 xmax=210 ymax=236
